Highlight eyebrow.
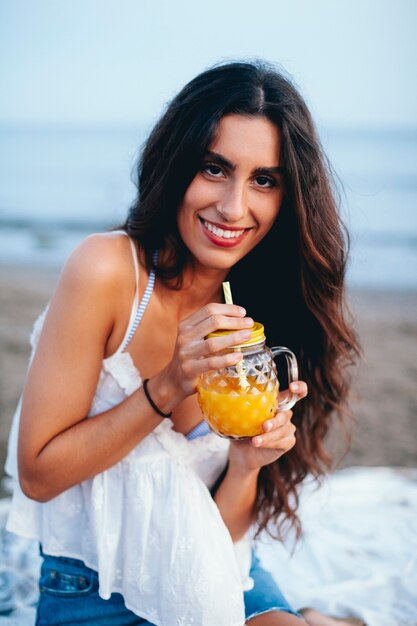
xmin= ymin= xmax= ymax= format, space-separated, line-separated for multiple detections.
xmin=205 ymin=150 xmax=285 ymax=176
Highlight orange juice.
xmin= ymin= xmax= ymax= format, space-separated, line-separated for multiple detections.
xmin=197 ymin=377 xmax=278 ymax=438
xmin=197 ymin=320 xmax=299 ymax=439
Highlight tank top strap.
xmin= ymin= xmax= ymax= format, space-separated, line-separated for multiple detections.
xmin=116 ymin=238 xmax=157 ymax=353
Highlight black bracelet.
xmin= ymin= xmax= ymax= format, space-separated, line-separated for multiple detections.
xmin=142 ymin=378 xmax=172 ymax=418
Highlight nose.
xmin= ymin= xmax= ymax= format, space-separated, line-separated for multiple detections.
xmin=216 ymin=180 xmax=247 ymax=223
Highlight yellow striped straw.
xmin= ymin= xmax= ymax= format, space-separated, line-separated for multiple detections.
xmin=222 ymin=281 xmax=233 ymax=305
xmin=222 ymin=281 xmax=249 ymax=389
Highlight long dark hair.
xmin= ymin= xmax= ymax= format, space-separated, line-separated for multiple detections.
xmin=124 ymin=59 xmax=360 ymax=539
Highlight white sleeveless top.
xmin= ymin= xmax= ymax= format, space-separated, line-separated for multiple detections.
xmin=5 ymin=234 xmax=249 ymax=626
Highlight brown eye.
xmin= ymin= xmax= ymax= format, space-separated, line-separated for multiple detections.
xmin=255 ymin=175 xmax=276 ymax=188
xmin=203 ymin=163 xmax=224 ymax=177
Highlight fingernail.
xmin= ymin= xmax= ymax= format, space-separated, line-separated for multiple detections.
xmin=264 ymin=421 xmax=272 ymax=432
xmin=291 ymin=383 xmax=299 ymax=391
xmin=254 ymin=436 xmax=263 ymax=447
xmin=238 ymin=307 xmax=246 ymax=315
xmin=244 ymin=318 xmax=254 ymax=327
xmin=241 ymin=329 xmax=252 ymax=338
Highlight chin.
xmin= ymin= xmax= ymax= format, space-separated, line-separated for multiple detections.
xmin=194 ymin=248 xmax=245 ymax=272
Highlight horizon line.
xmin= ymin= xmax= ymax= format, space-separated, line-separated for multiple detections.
xmin=1 ymin=120 xmax=417 ymax=136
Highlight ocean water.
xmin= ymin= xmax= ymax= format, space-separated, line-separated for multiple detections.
xmin=0 ymin=125 xmax=416 ymax=289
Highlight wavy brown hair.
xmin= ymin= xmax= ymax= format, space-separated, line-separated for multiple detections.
xmin=124 ymin=59 xmax=361 ymax=540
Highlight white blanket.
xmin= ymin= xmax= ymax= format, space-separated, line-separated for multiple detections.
xmin=256 ymin=466 xmax=417 ymax=626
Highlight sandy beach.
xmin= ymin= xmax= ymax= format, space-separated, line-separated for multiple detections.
xmin=1 ymin=263 xmax=416 ymax=497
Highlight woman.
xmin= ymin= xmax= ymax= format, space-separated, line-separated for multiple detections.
xmin=6 ymin=60 xmax=360 ymax=625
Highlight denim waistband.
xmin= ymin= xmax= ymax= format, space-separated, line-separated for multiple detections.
xmin=39 ymin=544 xmax=96 ymax=574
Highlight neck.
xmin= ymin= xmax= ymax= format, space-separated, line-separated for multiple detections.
xmin=155 ymin=263 xmax=229 ymax=320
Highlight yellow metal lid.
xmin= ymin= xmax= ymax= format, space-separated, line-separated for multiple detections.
xmin=207 ymin=321 xmax=265 ymax=347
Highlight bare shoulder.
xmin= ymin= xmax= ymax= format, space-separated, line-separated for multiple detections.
xmin=62 ymin=231 xmax=133 ymax=289
xmin=45 ymin=231 xmax=136 ymax=344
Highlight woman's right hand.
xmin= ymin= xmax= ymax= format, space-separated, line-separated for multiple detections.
xmin=155 ymin=303 xmax=254 ymax=403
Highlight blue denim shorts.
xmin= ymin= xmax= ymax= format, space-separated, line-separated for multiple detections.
xmin=36 ymin=548 xmax=302 ymax=624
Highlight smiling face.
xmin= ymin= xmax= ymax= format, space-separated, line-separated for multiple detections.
xmin=177 ymin=114 xmax=285 ymax=274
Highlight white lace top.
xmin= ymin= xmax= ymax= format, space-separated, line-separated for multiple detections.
xmin=5 ymin=234 xmax=249 ymax=626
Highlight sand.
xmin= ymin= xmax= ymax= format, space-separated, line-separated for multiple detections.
xmin=0 ymin=263 xmax=416 ymax=498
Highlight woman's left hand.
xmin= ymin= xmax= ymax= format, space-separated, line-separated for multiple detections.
xmin=228 ymin=381 xmax=308 ymax=472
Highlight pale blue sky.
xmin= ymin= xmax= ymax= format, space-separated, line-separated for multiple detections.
xmin=0 ymin=0 xmax=416 ymax=128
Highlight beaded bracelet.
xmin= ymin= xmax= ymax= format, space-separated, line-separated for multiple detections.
xmin=142 ymin=378 xmax=172 ymax=418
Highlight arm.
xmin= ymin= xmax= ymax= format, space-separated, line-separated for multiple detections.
xmin=18 ymin=235 xmax=167 ymax=501
xmin=213 ymin=464 xmax=259 ymax=542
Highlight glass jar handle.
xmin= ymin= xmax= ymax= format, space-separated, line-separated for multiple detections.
xmin=271 ymin=346 xmax=299 ymax=411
